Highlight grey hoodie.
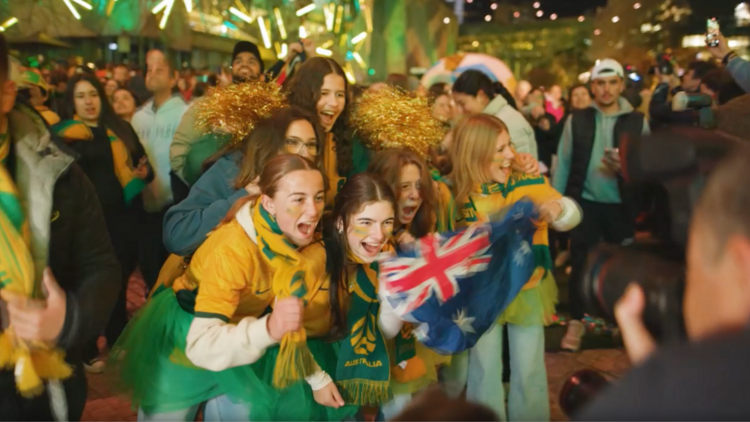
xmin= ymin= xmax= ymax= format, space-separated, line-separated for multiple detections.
xmin=553 ymin=97 xmax=650 ymax=203
xmin=483 ymin=95 xmax=538 ymax=159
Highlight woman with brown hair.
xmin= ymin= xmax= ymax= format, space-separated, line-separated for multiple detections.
xmin=286 ymin=57 xmax=372 ymax=205
xmin=163 ymin=106 xmax=322 ymax=257
xmin=111 ymin=154 xmax=347 ymax=421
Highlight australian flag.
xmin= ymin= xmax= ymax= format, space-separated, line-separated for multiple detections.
xmin=379 ymin=200 xmax=538 ymax=355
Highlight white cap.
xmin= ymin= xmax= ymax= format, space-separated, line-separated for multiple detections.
xmin=591 ymin=59 xmax=624 ymax=80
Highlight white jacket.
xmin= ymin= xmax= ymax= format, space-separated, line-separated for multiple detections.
xmin=483 ymin=95 xmax=539 ymax=159
xmin=132 ymin=94 xmax=188 ymax=212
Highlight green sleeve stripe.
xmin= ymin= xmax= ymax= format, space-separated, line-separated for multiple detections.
xmin=194 ymin=312 xmax=231 ymax=323
xmin=122 ymin=178 xmax=146 ymax=204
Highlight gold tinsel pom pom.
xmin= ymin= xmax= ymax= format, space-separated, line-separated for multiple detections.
xmin=194 ymin=82 xmax=287 ymax=145
xmin=349 ymin=86 xmax=448 ymax=158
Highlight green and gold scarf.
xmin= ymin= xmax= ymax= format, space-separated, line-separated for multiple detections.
xmin=335 ymin=253 xmax=392 ymax=406
xmin=52 ymin=118 xmax=145 ymax=204
xmin=0 ymin=132 xmax=72 ymax=397
xmin=253 ymin=203 xmax=320 ymax=388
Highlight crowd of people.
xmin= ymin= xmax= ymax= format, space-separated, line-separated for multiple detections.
xmin=2 ymin=23 xmax=750 ymax=421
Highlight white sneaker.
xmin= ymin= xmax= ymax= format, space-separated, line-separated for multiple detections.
xmin=561 ymin=320 xmax=585 ymax=352
xmin=84 ymin=358 xmax=105 ymax=374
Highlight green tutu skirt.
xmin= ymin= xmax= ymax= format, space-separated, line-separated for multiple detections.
xmin=250 ymin=340 xmax=359 ymax=421
xmin=497 ymin=271 xmax=558 ymax=327
xmin=109 ymin=289 xmax=358 ymax=420
xmin=387 ymin=341 xmax=445 ymax=396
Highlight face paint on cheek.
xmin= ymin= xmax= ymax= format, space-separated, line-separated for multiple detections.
xmin=285 ymin=203 xmax=304 ymax=219
xmin=384 ymin=227 xmax=394 ymax=238
xmin=351 ymin=225 xmax=369 ymax=239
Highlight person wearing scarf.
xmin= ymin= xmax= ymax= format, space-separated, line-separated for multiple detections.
xmin=52 ymin=74 xmax=150 ymax=371
xmin=53 ymin=118 xmax=146 ymax=204
xmin=323 ymin=173 xmax=408 ymax=419
xmin=110 ymin=155 xmax=351 ymax=421
xmin=0 ymin=131 xmax=72 ymax=399
xmin=444 ymin=114 xmax=582 ymax=421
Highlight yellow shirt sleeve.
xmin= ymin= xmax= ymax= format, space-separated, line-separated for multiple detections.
xmin=193 ymin=222 xmax=256 ymax=322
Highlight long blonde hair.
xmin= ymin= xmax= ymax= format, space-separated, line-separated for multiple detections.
xmin=450 ymin=114 xmax=510 ymax=204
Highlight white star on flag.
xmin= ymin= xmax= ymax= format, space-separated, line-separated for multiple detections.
xmin=514 ymin=240 xmax=532 ymax=266
xmin=453 ymin=308 xmax=476 ymax=334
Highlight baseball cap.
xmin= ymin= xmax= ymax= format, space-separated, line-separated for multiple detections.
xmin=20 ymin=70 xmax=51 ymax=93
xmin=591 ymin=59 xmax=624 ymax=81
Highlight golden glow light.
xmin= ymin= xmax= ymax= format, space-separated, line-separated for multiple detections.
xmin=352 ymin=52 xmax=366 ymax=69
xmin=299 ymin=26 xmax=308 ymax=38
xmin=339 ymin=33 xmax=348 ymax=48
xmin=296 ymin=3 xmax=316 ymax=17
xmin=258 ymin=16 xmax=271 ymax=49
xmin=316 ymin=48 xmax=333 ymax=56
xmin=324 ymin=5 xmax=334 ymax=31
xmin=70 ymin=0 xmax=92 ymax=10
xmin=229 ymin=7 xmax=253 ymax=23
xmin=363 ymin=4 xmax=373 ymax=32
xmin=152 ymin=0 xmax=169 ymax=14
xmin=0 ymin=17 xmax=18 ymax=31
xmin=62 ymin=0 xmax=82 ymax=19
xmin=320 ymin=40 xmax=334 ymax=48
xmin=334 ymin=5 xmax=344 ymax=33
xmin=344 ymin=62 xmax=356 ymax=84
xmin=278 ymin=43 xmax=288 ymax=59
xmin=274 ymin=8 xmax=287 ymax=40
xmin=351 ymin=31 xmax=367 ymax=44
xmin=183 ymin=0 xmax=192 ymax=13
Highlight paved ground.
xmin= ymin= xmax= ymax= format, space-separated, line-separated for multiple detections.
xmin=81 ymin=272 xmax=630 ymax=421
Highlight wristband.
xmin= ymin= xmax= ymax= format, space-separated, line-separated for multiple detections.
xmin=723 ymin=51 xmax=738 ymax=66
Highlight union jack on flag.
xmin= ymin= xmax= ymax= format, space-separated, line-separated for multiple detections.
xmin=380 ymin=224 xmax=494 ymax=315
xmin=378 ymin=199 xmax=539 ymax=354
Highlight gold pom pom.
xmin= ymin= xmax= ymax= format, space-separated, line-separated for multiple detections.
xmin=194 ymin=82 xmax=287 ymax=145
xmin=350 ymin=87 xmax=447 ymax=158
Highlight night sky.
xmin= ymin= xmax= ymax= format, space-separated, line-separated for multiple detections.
xmin=456 ymin=0 xmax=741 ymax=25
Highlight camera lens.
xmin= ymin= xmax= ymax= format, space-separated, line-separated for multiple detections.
xmin=582 ymin=244 xmax=687 ymax=343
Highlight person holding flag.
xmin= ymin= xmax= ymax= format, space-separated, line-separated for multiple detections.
xmin=444 ymin=113 xmax=582 ymax=421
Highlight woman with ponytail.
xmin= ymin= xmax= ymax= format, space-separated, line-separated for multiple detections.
xmin=452 ymin=70 xmax=538 ymax=159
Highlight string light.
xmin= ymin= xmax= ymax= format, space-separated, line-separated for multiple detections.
xmin=70 ymin=0 xmax=92 ymax=10
xmin=334 ymin=5 xmax=344 ymax=33
xmin=578 ymin=15 xmax=585 ymax=22
xmin=363 ymin=4 xmax=373 ymax=32
xmin=62 ymin=0 xmax=82 ymax=19
xmin=443 ymin=17 xmax=451 ymax=24
xmin=298 ymin=25 xmax=308 ymax=38
xmin=351 ymin=31 xmax=367 ymax=44
xmin=533 ymin=2 xmax=541 ymax=9
xmin=159 ymin=0 xmax=175 ymax=29
xmin=594 ymin=28 xmax=602 ymax=35
xmin=0 ymin=17 xmax=18 ymax=31
xmin=278 ymin=43 xmax=288 ymax=60
xmin=258 ymin=16 xmax=271 ymax=49
xmin=514 ymin=11 xmax=520 ymax=18
xmin=491 ymin=3 xmax=497 ymax=10
xmin=229 ymin=7 xmax=253 ymax=23
xmin=634 ymin=2 xmax=641 ymax=9
xmin=612 ymin=16 xmax=620 ymax=22
xmin=320 ymin=40 xmax=334 ymax=49
xmin=296 ymin=3 xmax=316 ymax=17
xmin=550 ymin=13 xmax=557 ymax=20
xmin=352 ymin=52 xmax=367 ymax=69
xmin=182 ymin=0 xmax=191 ymax=13
xmin=274 ymin=8 xmax=287 ymax=40
xmin=484 ymin=14 xmax=492 ymax=21
xmin=472 ymin=40 xmax=479 ymax=47
xmin=536 ymin=10 xmax=544 ymax=17
xmin=316 ymin=48 xmax=333 ymax=57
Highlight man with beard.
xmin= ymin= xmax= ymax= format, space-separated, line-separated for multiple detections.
xmin=552 ymin=59 xmax=650 ymax=352
xmin=168 ymin=41 xmax=264 ymax=203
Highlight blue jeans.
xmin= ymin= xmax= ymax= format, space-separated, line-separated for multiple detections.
xmin=443 ymin=324 xmax=549 ymax=421
xmin=138 ymin=395 xmax=251 ymax=421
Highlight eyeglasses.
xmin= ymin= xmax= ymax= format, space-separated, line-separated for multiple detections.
xmin=285 ymin=139 xmax=319 ymax=156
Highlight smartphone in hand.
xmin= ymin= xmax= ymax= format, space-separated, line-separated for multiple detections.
xmin=706 ymin=18 xmax=720 ymax=47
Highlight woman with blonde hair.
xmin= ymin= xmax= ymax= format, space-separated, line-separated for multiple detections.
xmin=444 ymin=113 xmax=582 ymax=421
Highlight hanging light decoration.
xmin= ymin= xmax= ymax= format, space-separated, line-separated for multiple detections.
xmin=61 ymin=0 xmax=92 ymax=20
xmin=0 ymin=17 xmax=18 ymax=32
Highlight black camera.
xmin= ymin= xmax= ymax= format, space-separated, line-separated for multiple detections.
xmin=579 ymin=127 xmax=736 ymax=343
